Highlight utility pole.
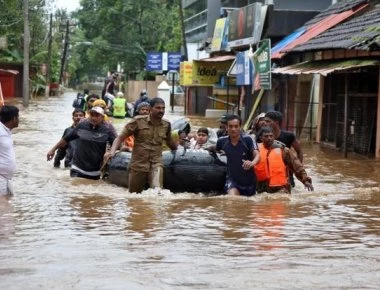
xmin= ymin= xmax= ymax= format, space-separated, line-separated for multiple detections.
xmin=23 ymin=0 xmax=30 ymax=107
xmin=46 ymin=13 xmax=53 ymax=97
xmin=179 ymin=0 xmax=188 ymax=61
xmin=59 ymin=20 xmax=69 ymax=85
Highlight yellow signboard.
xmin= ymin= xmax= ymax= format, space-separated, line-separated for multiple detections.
xmin=192 ymin=60 xmax=232 ymax=86
xmin=179 ymin=61 xmax=193 ymax=86
xmin=211 ymin=18 xmax=227 ymax=52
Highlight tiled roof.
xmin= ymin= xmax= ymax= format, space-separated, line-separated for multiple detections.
xmin=304 ymin=0 xmax=368 ymax=27
xmin=292 ymin=4 xmax=380 ymax=52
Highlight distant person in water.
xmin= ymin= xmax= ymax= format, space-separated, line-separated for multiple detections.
xmin=53 ymin=108 xmax=85 ymax=168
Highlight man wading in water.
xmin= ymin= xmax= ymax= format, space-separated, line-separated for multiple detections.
xmin=208 ymin=114 xmax=260 ymax=196
xmin=106 ymin=97 xmax=177 ymax=193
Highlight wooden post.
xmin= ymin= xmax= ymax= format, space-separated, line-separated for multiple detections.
xmin=343 ymin=74 xmax=349 ymax=158
xmin=23 ymin=0 xmax=30 ymax=107
xmin=46 ymin=13 xmax=53 ymax=97
xmin=376 ymin=68 xmax=380 ymax=159
xmin=316 ymin=75 xmax=325 ymax=143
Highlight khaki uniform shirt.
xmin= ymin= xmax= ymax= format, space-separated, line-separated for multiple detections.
xmin=121 ymin=115 xmax=172 ymax=172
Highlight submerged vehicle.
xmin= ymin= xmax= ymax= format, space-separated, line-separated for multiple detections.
xmin=107 ymin=149 xmax=227 ymax=193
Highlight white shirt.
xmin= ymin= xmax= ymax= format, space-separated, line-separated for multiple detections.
xmin=0 ymin=122 xmax=16 ymax=179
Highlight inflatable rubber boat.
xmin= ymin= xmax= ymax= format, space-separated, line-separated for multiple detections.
xmin=107 ymin=149 xmax=227 ymax=193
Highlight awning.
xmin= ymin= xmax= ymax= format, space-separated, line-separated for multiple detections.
xmin=272 ymin=59 xmax=380 ymax=76
xmin=271 ymin=2 xmax=369 ymax=59
xmin=0 ymin=69 xmax=19 ymax=75
xmin=197 ymin=55 xmax=235 ymax=62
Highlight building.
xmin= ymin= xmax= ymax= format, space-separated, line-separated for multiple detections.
xmin=183 ymin=0 xmax=336 ymax=52
xmin=271 ymin=0 xmax=380 ymax=158
xmin=182 ymin=0 xmax=337 ymax=116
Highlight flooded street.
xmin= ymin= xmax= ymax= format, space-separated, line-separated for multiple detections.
xmin=1 ymin=92 xmax=380 ymax=289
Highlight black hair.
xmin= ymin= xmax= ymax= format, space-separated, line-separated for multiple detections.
xmin=72 ymin=108 xmax=85 ymax=116
xmin=0 ymin=105 xmax=19 ymax=123
xmin=226 ymin=114 xmax=241 ymax=125
xmin=84 ymin=88 xmax=89 ymax=94
xmin=197 ymin=127 xmax=209 ymax=135
xmin=256 ymin=126 xmax=273 ymax=141
xmin=150 ymin=97 xmax=165 ymax=107
xmin=265 ymin=111 xmax=283 ymax=126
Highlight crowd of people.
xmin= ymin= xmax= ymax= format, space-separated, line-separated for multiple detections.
xmin=0 ymin=94 xmax=314 ymax=197
xmin=45 ymin=83 xmax=314 ymax=196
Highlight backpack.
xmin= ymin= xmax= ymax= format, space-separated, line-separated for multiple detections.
xmin=72 ymin=93 xmax=86 ymax=109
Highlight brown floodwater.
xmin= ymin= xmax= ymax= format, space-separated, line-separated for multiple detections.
xmin=1 ymin=92 xmax=380 ymax=289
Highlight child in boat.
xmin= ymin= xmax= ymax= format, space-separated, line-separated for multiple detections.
xmin=190 ymin=127 xmax=211 ymax=150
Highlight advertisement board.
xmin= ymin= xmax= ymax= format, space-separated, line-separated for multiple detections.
xmin=252 ymin=39 xmax=271 ymax=91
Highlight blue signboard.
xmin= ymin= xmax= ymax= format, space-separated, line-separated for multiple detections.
xmin=168 ymin=52 xmax=182 ymax=71
xmin=146 ymin=51 xmax=181 ymax=71
xmin=146 ymin=52 xmax=163 ymax=71
xmin=236 ymin=51 xmax=252 ymax=85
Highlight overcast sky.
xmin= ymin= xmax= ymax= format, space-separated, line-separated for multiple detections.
xmin=55 ymin=0 xmax=80 ymax=12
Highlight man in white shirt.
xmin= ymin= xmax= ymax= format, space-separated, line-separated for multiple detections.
xmin=0 ymin=105 xmax=19 ymax=196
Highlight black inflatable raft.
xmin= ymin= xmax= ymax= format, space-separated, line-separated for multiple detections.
xmin=107 ymin=149 xmax=227 ymax=193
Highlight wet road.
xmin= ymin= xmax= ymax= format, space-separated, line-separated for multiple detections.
xmin=1 ymin=92 xmax=380 ymax=289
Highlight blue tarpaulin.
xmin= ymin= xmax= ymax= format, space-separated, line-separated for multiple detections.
xmin=271 ymin=27 xmax=306 ymax=55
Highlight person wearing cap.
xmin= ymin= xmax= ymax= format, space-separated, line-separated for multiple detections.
xmin=106 ymin=97 xmax=177 ymax=193
xmin=47 ymin=106 xmax=117 ymax=180
xmin=113 ymin=91 xmax=127 ymax=118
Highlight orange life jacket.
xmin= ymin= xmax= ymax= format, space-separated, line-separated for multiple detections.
xmin=254 ymin=143 xmax=288 ymax=187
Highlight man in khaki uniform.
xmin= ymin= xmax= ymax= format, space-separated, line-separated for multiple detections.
xmin=106 ymin=97 xmax=177 ymax=193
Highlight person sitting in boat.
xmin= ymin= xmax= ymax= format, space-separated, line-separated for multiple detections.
xmin=120 ymin=102 xmax=151 ymax=152
xmin=248 ymin=112 xmax=266 ymax=142
xmin=254 ymin=126 xmax=313 ymax=194
xmin=190 ymin=127 xmax=212 ymax=150
xmin=53 ymin=108 xmax=85 ymax=168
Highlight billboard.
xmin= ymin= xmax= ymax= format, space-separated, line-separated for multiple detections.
xmin=228 ymin=3 xmax=267 ymax=48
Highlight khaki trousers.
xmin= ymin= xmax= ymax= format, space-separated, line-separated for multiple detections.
xmin=128 ymin=164 xmax=163 ymax=193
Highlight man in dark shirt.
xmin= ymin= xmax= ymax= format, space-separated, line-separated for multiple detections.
xmin=209 ymin=114 xmax=260 ymax=196
xmin=47 ymin=107 xmax=117 ymax=180
xmin=53 ymin=108 xmax=85 ymax=168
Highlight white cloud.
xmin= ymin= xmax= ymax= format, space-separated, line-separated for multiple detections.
xmin=55 ymin=0 xmax=80 ymax=12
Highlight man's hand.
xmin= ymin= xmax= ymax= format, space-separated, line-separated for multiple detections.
xmin=304 ymin=181 xmax=314 ymax=191
xmin=242 ymin=159 xmax=255 ymax=170
xmin=104 ymin=151 xmax=115 ymax=159
xmin=47 ymin=150 xmax=55 ymax=161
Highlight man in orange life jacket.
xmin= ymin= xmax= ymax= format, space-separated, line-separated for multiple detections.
xmin=254 ymin=126 xmax=313 ymax=194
